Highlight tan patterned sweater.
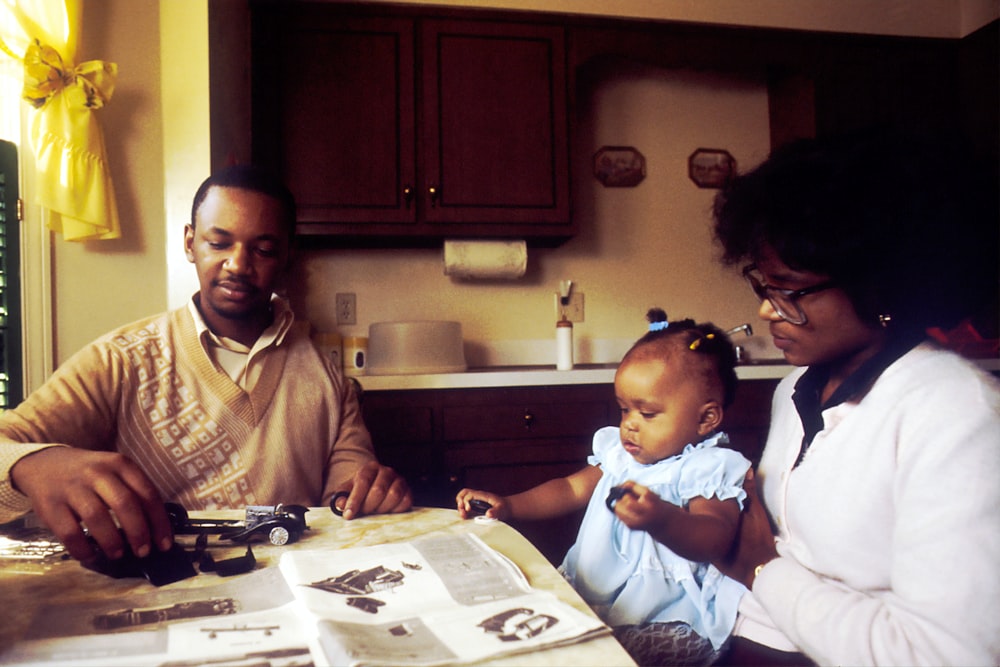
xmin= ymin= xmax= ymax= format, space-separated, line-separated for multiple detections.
xmin=0 ymin=305 xmax=376 ymax=520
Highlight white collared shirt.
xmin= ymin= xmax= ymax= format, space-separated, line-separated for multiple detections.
xmin=188 ymin=294 xmax=295 ymax=390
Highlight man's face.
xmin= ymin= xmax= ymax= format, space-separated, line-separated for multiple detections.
xmin=184 ymin=186 xmax=291 ymax=342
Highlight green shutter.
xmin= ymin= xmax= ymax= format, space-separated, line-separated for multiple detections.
xmin=0 ymin=139 xmax=22 ymax=408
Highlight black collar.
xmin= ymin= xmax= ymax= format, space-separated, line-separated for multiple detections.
xmin=790 ymin=336 xmax=922 ymax=466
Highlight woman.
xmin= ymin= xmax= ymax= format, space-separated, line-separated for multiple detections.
xmin=710 ymin=129 xmax=1000 ymax=666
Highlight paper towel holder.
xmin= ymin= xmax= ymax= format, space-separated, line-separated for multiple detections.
xmin=443 ymin=239 xmax=528 ymax=281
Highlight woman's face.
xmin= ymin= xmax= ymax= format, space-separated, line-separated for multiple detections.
xmin=754 ymin=246 xmax=885 ymax=375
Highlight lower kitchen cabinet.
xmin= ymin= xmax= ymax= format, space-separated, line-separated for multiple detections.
xmin=361 ymin=379 xmax=779 ymax=565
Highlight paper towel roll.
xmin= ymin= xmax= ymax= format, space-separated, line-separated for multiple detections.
xmin=443 ymin=240 xmax=528 ymax=280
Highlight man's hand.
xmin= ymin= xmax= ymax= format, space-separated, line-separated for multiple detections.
xmin=331 ymin=461 xmax=412 ymax=520
xmin=10 ymin=447 xmax=173 ymax=563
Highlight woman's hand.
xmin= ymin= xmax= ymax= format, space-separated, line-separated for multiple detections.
xmin=713 ymin=469 xmax=779 ymax=588
xmin=455 ymin=488 xmax=508 ymax=520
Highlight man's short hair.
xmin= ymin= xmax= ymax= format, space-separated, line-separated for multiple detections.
xmin=191 ymin=164 xmax=297 ymax=240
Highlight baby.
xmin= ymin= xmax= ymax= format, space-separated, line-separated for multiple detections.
xmin=457 ymin=310 xmax=751 ymax=666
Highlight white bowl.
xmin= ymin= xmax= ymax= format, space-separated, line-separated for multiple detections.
xmin=367 ymin=321 xmax=467 ymax=375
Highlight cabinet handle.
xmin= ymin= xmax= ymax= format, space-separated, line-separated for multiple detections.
xmin=428 ymin=185 xmax=438 ymax=208
xmin=523 ymin=410 xmax=535 ymax=429
xmin=403 ymin=185 xmax=413 ymax=209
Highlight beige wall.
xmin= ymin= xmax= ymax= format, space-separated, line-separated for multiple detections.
xmin=50 ymin=0 xmax=168 ymax=365
xmin=42 ymin=0 xmax=998 ymax=370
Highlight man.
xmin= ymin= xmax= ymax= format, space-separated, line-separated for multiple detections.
xmin=0 ymin=165 xmax=411 ymax=565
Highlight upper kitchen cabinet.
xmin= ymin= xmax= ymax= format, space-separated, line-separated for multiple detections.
xmin=247 ymin=3 xmax=571 ymax=245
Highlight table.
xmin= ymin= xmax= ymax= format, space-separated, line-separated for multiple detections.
xmin=0 ymin=507 xmax=635 ymax=666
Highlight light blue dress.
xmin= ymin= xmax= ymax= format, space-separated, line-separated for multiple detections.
xmin=560 ymin=426 xmax=751 ymax=649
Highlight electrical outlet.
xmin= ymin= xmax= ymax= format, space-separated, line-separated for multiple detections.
xmin=336 ymin=293 xmax=356 ymax=325
xmin=554 ymin=292 xmax=584 ymax=323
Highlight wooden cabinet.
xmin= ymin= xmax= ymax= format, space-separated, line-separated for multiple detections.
xmin=249 ymin=4 xmax=571 ymax=244
xmin=212 ymin=4 xmax=996 ymax=244
xmin=360 ymin=379 xmax=778 ymax=565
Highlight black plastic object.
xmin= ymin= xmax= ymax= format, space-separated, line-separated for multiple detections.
xmin=605 ymin=485 xmax=630 ymax=513
xmin=167 ymin=502 xmax=309 ymax=545
xmin=199 ymin=545 xmax=256 ymax=577
xmin=329 ymin=491 xmax=350 ymax=516
xmin=83 ymin=535 xmax=197 ymax=586
xmin=468 ymin=499 xmax=493 ymax=516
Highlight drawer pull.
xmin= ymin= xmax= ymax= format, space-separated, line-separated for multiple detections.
xmin=523 ymin=410 xmax=535 ymax=429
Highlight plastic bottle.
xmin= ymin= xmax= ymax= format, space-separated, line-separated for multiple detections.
xmin=556 ymin=319 xmax=574 ymax=370
xmin=343 ymin=336 xmax=368 ymax=376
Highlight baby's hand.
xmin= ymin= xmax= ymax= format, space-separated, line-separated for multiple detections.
xmin=455 ymin=489 xmax=508 ymax=520
xmin=609 ymin=480 xmax=667 ymax=532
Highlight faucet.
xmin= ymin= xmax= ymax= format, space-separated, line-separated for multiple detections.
xmin=725 ymin=323 xmax=753 ymax=364
xmin=725 ymin=323 xmax=753 ymax=338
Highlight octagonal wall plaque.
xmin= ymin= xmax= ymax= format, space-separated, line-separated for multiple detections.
xmin=688 ymin=148 xmax=736 ymax=189
xmin=593 ymin=146 xmax=646 ymax=187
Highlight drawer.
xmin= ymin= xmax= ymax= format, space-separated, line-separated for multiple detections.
xmin=442 ymin=401 xmax=611 ymax=442
xmin=363 ymin=405 xmax=434 ymax=445
xmin=445 ymin=438 xmax=592 ymax=470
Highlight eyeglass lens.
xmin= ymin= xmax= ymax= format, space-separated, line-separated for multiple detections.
xmin=743 ymin=269 xmax=807 ymax=324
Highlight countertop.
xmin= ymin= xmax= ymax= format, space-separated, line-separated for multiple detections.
xmin=356 ymin=357 xmax=1000 ymax=392
xmin=356 ymin=362 xmax=795 ymax=391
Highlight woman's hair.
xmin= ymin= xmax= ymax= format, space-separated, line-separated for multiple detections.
xmin=191 ymin=164 xmax=298 ymax=240
xmin=712 ymin=128 xmax=998 ymax=338
xmin=622 ymin=308 xmax=739 ymax=408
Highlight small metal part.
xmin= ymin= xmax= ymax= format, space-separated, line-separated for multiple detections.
xmin=725 ymin=323 xmax=753 ymax=337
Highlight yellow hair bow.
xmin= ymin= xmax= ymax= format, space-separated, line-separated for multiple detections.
xmin=22 ymin=40 xmax=116 ymax=110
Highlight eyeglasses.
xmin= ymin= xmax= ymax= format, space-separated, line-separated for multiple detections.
xmin=742 ymin=264 xmax=837 ymax=325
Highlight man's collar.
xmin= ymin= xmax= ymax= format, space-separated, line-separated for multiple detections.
xmin=188 ymin=293 xmax=295 ymax=351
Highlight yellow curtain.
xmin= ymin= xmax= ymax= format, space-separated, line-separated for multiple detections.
xmin=0 ymin=0 xmax=120 ymax=241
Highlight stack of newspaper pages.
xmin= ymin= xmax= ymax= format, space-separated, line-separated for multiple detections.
xmin=2 ymin=533 xmax=609 ymax=667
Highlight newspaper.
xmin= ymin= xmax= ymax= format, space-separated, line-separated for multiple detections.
xmin=1 ymin=534 xmax=608 ymax=667
xmin=279 ymin=533 xmax=609 ymax=667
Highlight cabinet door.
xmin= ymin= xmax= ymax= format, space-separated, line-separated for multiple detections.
xmin=421 ymin=19 xmax=570 ymax=226
xmin=255 ymin=10 xmax=417 ymax=225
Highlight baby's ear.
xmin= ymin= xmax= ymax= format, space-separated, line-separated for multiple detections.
xmin=698 ymin=400 xmax=723 ymax=435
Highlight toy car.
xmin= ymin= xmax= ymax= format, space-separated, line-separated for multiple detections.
xmin=166 ymin=503 xmax=309 ymax=546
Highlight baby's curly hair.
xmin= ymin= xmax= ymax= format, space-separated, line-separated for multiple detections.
xmin=622 ymin=308 xmax=739 ymax=408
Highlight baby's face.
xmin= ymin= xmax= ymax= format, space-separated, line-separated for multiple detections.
xmin=614 ymin=357 xmax=712 ymax=465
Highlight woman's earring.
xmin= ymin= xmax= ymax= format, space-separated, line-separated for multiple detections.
xmin=878 ymin=313 xmax=892 ymax=328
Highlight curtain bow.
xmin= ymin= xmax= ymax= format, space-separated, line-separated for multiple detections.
xmin=22 ymin=39 xmax=116 ymax=110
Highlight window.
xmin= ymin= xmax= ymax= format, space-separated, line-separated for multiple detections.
xmin=0 ymin=139 xmax=21 ymax=408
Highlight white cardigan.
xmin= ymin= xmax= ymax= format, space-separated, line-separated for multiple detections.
xmin=735 ymin=343 xmax=1000 ymax=666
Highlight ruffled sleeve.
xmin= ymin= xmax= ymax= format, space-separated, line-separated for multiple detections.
xmin=587 ymin=425 xmax=620 ymax=469
xmin=675 ymin=433 xmax=751 ymax=509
